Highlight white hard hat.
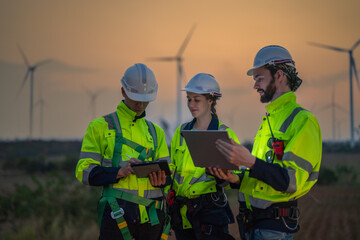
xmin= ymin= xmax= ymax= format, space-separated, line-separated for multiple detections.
xmin=247 ymin=45 xmax=295 ymax=76
xmin=181 ymin=73 xmax=222 ymax=98
xmin=121 ymin=63 xmax=158 ymax=102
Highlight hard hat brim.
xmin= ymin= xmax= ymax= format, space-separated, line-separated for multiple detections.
xmin=124 ymin=89 xmax=156 ymax=102
xmin=180 ymin=88 xmax=208 ymax=94
xmin=247 ymin=63 xmax=267 ymax=76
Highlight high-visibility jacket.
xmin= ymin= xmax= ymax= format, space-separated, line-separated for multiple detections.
xmin=238 ymin=92 xmax=322 ymax=210
xmin=75 ymin=100 xmax=171 ymax=224
xmin=170 ymin=115 xmax=240 ymax=229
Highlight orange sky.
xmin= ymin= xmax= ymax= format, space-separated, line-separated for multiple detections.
xmin=0 ymin=0 xmax=359 ymax=142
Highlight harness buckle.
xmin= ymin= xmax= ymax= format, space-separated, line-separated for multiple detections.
xmin=111 ymin=208 xmax=125 ymax=219
xmin=273 ymin=207 xmax=280 ymax=219
xmin=201 ymin=224 xmax=213 ymax=235
xmin=289 ymin=207 xmax=300 ymax=220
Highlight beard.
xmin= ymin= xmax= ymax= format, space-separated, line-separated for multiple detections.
xmin=260 ymin=77 xmax=276 ymax=103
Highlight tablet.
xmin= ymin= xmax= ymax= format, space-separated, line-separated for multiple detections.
xmin=181 ymin=130 xmax=239 ymax=170
xmin=131 ymin=160 xmax=171 ymax=178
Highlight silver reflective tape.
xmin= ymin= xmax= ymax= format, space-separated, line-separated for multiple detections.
xmin=102 ymin=158 xmax=112 ymax=167
xmin=189 ymin=174 xmax=214 ymax=185
xmin=113 ymin=188 xmax=138 ymax=195
xmin=175 ymin=172 xmax=184 ymax=185
xmin=279 ymin=107 xmax=305 ymax=133
xmin=285 ymin=167 xmax=297 ymax=193
xmin=283 ymin=151 xmax=313 ymax=176
xmin=144 ymin=189 xmax=163 ymax=198
xmin=307 ymin=171 xmax=319 ymax=181
xmin=179 ymin=123 xmax=187 ymax=146
xmin=82 ymin=164 xmax=98 ymax=185
xmin=111 ymin=112 xmax=122 ymax=134
xmin=79 ymin=151 xmax=102 ymax=162
xmin=147 ymin=120 xmax=157 ymax=146
xmin=238 ymin=192 xmax=276 ymax=209
xmin=104 ymin=114 xmax=115 ymax=130
xmin=219 ymin=124 xmax=228 ymax=131
xmin=119 ymin=161 xmax=127 ymax=167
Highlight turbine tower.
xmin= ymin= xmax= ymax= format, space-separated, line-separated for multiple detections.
xmin=35 ymin=81 xmax=46 ymax=138
xmin=308 ymin=40 xmax=360 ymax=146
xmin=319 ymin=85 xmax=347 ymax=140
xmin=147 ymin=24 xmax=196 ymax=127
xmin=17 ymin=44 xmax=51 ymax=139
xmin=85 ymin=88 xmax=103 ymax=119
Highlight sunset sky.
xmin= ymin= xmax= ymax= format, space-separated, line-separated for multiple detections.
xmin=0 ymin=0 xmax=359 ymax=143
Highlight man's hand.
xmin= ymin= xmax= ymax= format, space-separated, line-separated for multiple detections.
xmin=116 ymin=158 xmax=142 ymax=179
xmin=149 ymin=170 xmax=166 ymax=187
xmin=216 ymin=139 xmax=256 ymax=168
xmin=207 ymin=167 xmax=240 ymax=184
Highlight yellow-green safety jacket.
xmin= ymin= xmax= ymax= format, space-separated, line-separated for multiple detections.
xmin=239 ymin=92 xmax=322 ymax=210
xmin=75 ymin=101 xmax=171 ymax=224
xmin=170 ymin=116 xmax=240 ymax=229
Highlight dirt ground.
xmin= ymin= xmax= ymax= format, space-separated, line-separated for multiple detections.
xmin=168 ymin=185 xmax=360 ymax=240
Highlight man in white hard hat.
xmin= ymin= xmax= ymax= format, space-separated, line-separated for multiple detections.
xmin=210 ymin=45 xmax=322 ymax=240
xmin=76 ymin=63 xmax=172 ymax=240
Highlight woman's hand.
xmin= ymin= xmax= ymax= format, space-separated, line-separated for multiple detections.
xmin=207 ymin=167 xmax=240 ymax=184
xmin=149 ymin=170 xmax=166 ymax=187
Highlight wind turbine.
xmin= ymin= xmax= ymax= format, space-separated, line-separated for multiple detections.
xmin=85 ymin=88 xmax=103 ymax=119
xmin=147 ymin=24 xmax=196 ymax=127
xmin=35 ymin=81 xmax=46 ymax=138
xmin=308 ymin=40 xmax=360 ymax=146
xmin=318 ymin=85 xmax=347 ymax=140
xmin=17 ymin=44 xmax=51 ymax=139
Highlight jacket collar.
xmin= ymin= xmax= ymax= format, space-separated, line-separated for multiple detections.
xmin=183 ymin=114 xmax=219 ymax=131
xmin=117 ymin=100 xmax=146 ymax=122
xmin=265 ymin=91 xmax=296 ymax=114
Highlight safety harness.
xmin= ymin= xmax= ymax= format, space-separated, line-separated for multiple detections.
xmin=97 ymin=112 xmax=171 ymax=240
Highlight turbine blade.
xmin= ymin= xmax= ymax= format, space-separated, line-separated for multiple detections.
xmin=17 ymin=70 xmax=30 ymax=97
xmin=308 ymin=41 xmax=348 ymax=52
xmin=318 ymin=104 xmax=331 ymax=113
xmin=17 ymin=44 xmax=30 ymax=66
xmin=334 ymin=104 xmax=348 ymax=114
xmin=351 ymin=39 xmax=360 ymax=51
xmin=177 ymin=24 xmax=196 ymax=57
xmin=178 ymin=62 xmax=183 ymax=79
xmin=146 ymin=57 xmax=177 ymax=62
xmin=35 ymin=59 xmax=52 ymax=67
xmin=351 ymin=57 xmax=360 ymax=91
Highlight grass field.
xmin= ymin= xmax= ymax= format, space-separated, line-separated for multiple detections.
xmin=0 ymin=151 xmax=359 ymax=239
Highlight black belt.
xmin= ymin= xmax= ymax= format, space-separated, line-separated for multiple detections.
xmin=239 ymin=201 xmax=300 ymax=221
xmin=251 ymin=206 xmax=300 ymax=220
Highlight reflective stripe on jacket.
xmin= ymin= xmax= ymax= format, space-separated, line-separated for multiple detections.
xmin=239 ymin=92 xmax=322 ymax=209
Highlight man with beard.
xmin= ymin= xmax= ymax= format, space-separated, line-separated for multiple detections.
xmin=208 ymin=45 xmax=322 ymax=240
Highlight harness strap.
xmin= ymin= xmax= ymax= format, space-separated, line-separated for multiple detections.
xmin=103 ymin=186 xmax=162 ymax=226
xmin=98 ymin=111 xmax=170 ymax=238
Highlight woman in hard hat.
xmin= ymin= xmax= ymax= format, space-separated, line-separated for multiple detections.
xmin=168 ymin=73 xmax=239 ymax=240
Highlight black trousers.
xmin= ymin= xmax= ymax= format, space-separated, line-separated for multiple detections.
xmin=99 ymin=208 xmax=165 ymax=240
xmin=174 ymin=225 xmax=231 ymax=240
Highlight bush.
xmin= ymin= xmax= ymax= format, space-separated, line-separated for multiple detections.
xmin=0 ymin=174 xmax=101 ymax=239
xmin=317 ymin=167 xmax=338 ymax=185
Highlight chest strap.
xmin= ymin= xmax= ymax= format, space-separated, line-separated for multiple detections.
xmin=109 ymin=112 xmax=157 ymax=164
